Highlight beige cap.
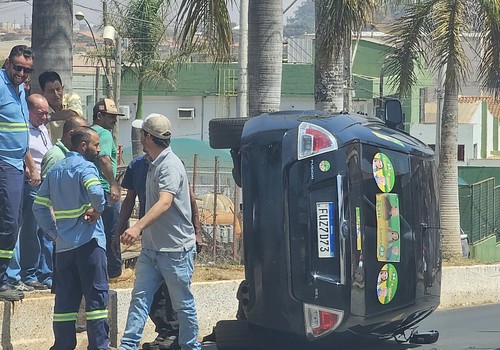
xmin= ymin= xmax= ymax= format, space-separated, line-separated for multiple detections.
xmin=141 ymin=113 xmax=172 ymax=140
xmin=93 ymin=98 xmax=125 ymax=117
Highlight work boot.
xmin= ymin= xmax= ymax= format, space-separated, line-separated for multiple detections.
xmin=142 ymin=331 xmax=179 ymax=350
xmin=0 ymin=284 xmax=24 ymax=301
xmin=10 ymin=280 xmax=35 ymax=292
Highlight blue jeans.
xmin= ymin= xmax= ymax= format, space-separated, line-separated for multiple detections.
xmin=0 ymin=160 xmax=24 ymax=287
xmin=102 ymin=194 xmax=121 ymax=278
xmin=6 ymin=183 xmax=53 ymax=285
xmin=119 ymin=247 xmax=200 ymax=350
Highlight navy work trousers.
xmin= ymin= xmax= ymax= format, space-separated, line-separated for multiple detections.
xmin=51 ymin=239 xmax=110 ymax=350
xmin=0 ymin=160 xmax=24 ymax=287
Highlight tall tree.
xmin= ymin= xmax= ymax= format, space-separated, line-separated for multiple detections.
xmin=248 ymin=0 xmax=283 ymax=117
xmin=384 ymin=0 xmax=500 ymax=258
xmin=314 ymin=0 xmax=378 ymax=113
xmin=31 ymin=0 xmax=73 ymax=91
xmin=115 ymin=0 xmax=233 ymax=157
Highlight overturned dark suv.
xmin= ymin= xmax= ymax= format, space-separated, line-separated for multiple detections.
xmin=209 ymin=100 xmax=441 ymax=348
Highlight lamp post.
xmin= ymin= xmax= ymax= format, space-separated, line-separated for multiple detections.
xmin=75 ymin=11 xmax=114 ymax=100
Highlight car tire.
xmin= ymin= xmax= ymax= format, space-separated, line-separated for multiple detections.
xmin=215 ymin=320 xmax=254 ymax=350
xmin=209 ymin=118 xmax=249 ymax=149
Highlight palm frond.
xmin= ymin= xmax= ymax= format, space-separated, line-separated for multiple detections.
xmin=431 ymin=0 xmax=469 ymax=87
xmin=175 ymin=0 xmax=234 ymax=63
xmin=316 ymin=0 xmax=378 ymax=65
xmin=384 ymin=0 xmax=438 ymax=97
xmin=476 ymin=0 xmax=500 ymax=98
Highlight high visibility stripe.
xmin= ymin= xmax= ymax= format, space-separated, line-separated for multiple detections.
xmin=53 ymin=312 xmax=78 ymax=322
xmin=83 ymin=177 xmax=101 ymax=190
xmin=34 ymin=195 xmax=52 ymax=208
xmin=53 ymin=203 xmax=91 ymax=219
xmin=0 ymin=122 xmax=28 ymax=132
xmin=0 ymin=249 xmax=14 ymax=259
xmin=86 ymin=309 xmax=108 ymax=320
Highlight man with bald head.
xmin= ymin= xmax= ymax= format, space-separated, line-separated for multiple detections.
xmin=5 ymin=94 xmax=53 ymax=291
xmin=42 ymin=115 xmax=88 ymax=177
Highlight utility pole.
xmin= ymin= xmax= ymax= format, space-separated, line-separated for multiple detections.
xmin=103 ymin=0 xmax=114 ymax=99
xmin=236 ymin=0 xmax=248 ymax=118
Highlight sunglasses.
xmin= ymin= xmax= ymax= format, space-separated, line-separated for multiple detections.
xmin=10 ymin=60 xmax=33 ymax=74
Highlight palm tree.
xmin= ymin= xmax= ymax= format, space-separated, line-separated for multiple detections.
xmin=384 ymin=0 xmax=500 ymax=258
xmin=248 ymin=0 xmax=283 ymax=117
xmin=116 ymin=0 xmax=233 ymax=157
xmin=31 ymin=0 xmax=74 ymax=91
xmin=314 ymin=0 xmax=378 ymax=112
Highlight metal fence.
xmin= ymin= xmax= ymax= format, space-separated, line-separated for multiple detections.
xmin=187 ymin=157 xmax=243 ymax=264
xmin=459 ymin=177 xmax=498 ymax=243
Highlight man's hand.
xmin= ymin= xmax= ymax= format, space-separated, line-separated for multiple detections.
xmin=83 ymin=208 xmax=101 ymax=224
xmin=196 ymin=240 xmax=206 ymax=254
xmin=110 ymin=183 xmax=121 ymax=203
xmin=26 ymin=168 xmax=42 ymax=186
xmin=121 ymin=225 xmax=141 ymax=245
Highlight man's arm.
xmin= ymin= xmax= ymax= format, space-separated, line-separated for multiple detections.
xmin=32 ymin=182 xmax=57 ymax=241
xmin=24 ymin=150 xmax=41 ymax=186
xmin=121 ymin=191 xmax=173 ymax=245
xmin=97 ymin=155 xmax=120 ymax=202
xmin=116 ymin=189 xmax=137 ymax=236
xmin=49 ymin=109 xmax=79 ymax=122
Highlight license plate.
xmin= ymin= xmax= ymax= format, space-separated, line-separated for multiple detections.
xmin=316 ymin=202 xmax=335 ymax=258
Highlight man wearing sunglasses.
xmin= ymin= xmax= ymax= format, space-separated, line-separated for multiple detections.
xmin=0 ymin=45 xmax=36 ymax=302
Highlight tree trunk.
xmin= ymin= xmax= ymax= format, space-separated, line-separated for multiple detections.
xmin=314 ymin=0 xmax=343 ymax=113
xmin=248 ymin=0 xmax=283 ymax=117
xmin=31 ymin=0 xmax=73 ymax=91
xmin=438 ymin=69 xmax=463 ymax=258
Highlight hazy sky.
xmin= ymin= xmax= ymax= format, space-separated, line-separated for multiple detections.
xmin=0 ymin=0 xmax=301 ymax=27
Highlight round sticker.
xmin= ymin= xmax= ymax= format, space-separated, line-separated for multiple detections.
xmin=372 ymin=153 xmax=395 ymax=192
xmin=377 ymin=263 xmax=398 ymax=304
xmin=319 ymin=160 xmax=331 ymax=172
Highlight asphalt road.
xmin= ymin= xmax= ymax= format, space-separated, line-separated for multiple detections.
xmin=200 ymin=304 xmax=500 ymax=350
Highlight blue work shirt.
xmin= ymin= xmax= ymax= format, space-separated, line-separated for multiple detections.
xmin=33 ymin=152 xmax=106 ymax=253
xmin=0 ymin=69 xmax=29 ymax=170
xmin=121 ymin=155 xmax=149 ymax=218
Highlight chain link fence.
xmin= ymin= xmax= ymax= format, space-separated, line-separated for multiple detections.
xmin=459 ymin=177 xmax=498 ymax=243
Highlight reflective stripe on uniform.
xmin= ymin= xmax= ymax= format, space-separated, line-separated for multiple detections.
xmin=53 ymin=312 xmax=78 ymax=322
xmin=83 ymin=177 xmax=101 ymax=190
xmin=53 ymin=203 xmax=92 ymax=219
xmin=34 ymin=195 xmax=52 ymax=208
xmin=0 ymin=122 xmax=28 ymax=132
xmin=0 ymin=249 xmax=14 ymax=259
xmin=86 ymin=309 xmax=108 ymax=321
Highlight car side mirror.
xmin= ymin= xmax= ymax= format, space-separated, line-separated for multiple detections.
xmin=385 ymin=99 xmax=403 ymax=129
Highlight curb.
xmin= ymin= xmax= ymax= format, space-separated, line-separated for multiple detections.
xmin=1 ymin=265 xmax=499 ymax=349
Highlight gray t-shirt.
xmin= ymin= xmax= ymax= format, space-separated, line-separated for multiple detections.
xmin=142 ymin=147 xmax=196 ymax=252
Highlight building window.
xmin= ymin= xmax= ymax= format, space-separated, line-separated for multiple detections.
xmin=458 ymin=145 xmax=465 ymax=161
xmin=473 ymin=144 xmax=478 ymax=159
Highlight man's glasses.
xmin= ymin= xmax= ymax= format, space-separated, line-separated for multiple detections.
xmin=10 ymin=60 xmax=33 ymax=74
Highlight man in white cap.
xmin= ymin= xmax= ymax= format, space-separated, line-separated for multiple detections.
xmin=118 ymin=114 xmax=200 ymax=350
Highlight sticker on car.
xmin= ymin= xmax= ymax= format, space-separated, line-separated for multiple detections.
xmin=316 ymin=202 xmax=335 ymax=258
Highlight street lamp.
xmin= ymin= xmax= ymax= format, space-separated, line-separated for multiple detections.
xmin=75 ymin=11 xmax=114 ymax=100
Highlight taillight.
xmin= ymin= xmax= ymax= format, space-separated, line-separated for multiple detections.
xmin=304 ymin=303 xmax=344 ymax=339
xmin=298 ymin=122 xmax=338 ymax=160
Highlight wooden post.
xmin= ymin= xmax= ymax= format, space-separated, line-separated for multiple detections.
xmin=212 ymin=156 xmax=219 ymax=262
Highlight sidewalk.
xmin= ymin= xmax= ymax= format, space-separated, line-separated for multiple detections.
xmin=1 ymin=265 xmax=500 ymax=349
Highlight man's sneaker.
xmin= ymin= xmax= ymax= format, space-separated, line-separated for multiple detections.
xmin=0 ymin=285 xmax=24 ymax=301
xmin=142 ymin=333 xmax=179 ymax=350
xmin=10 ymin=280 xmax=35 ymax=292
xmin=25 ymin=281 xmax=49 ymax=290
xmin=109 ymin=268 xmax=134 ymax=283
